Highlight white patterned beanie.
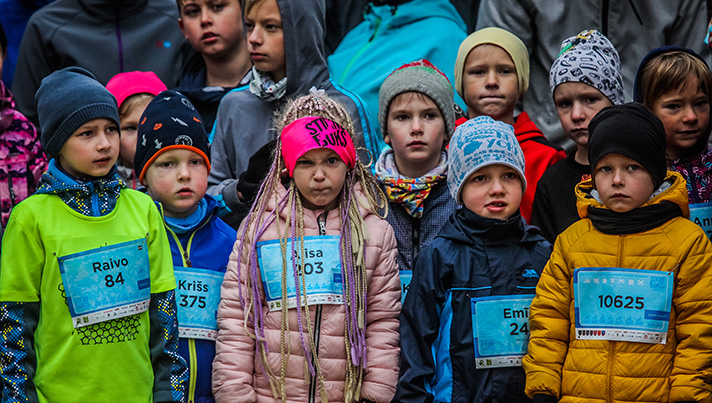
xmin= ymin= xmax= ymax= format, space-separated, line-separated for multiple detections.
xmin=447 ymin=116 xmax=526 ymax=204
xmin=550 ymin=29 xmax=625 ymax=105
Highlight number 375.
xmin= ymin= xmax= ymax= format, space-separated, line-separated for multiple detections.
xmin=180 ymin=294 xmax=206 ymax=309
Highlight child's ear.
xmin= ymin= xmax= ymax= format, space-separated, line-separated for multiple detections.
xmin=178 ymin=18 xmax=186 ymax=38
xmin=384 ymin=133 xmax=391 ymax=146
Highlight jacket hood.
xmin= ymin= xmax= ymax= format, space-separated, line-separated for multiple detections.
xmin=77 ymin=0 xmax=148 ymax=20
xmin=575 ymin=170 xmax=690 ymax=219
xmin=513 ymin=111 xmax=545 ymax=142
xmin=365 ymin=0 xmax=466 ymax=31
xmin=438 ymin=207 xmax=544 ymax=245
xmin=277 ymin=0 xmax=330 ymax=96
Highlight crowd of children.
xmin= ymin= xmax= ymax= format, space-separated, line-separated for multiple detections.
xmin=2 ymin=0 xmax=712 ymax=402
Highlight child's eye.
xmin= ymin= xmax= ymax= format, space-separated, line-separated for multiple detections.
xmin=468 ymin=68 xmax=485 ymax=76
xmin=297 ymin=159 xmax=313 ymax=166
xmin=159 ymin=161 xmax=175 ymax=168
xmin=471 ymin=174 xmax=486 ymax=182
xmin=106 ymin=126 xmax=119 ymax=134
xmin=694 ymin=99 xmax=709 ymax=108
xmin=663 ymin=103 xmax=680 ymax=111
xmin=326 ymin=157 xmax=339 ymax=164
xmin=244 ymin=22 xmax=254 ymax=31
xmin=189 ymin=159 xmax=204 ymax=166
xmin=585 ymin=97 xmax=601 ymax=104
xmin=499 ymin=68 xmax=514 ymax=75
xmin=122 ymin=125 xmax=138 ymax=132
xmin=265 ymin=23 xmax=281 ymax=31
xmin=424 ymin=112 xmax=438 ymax=119
xmin=394 ymin=114 xmax=409 ymax=121
xmin=598 ymin=166 xmax=612 ymax=173
xmin=555 ymin=100 xmax=572 ymax=109
xmin=627 ymin=164 xmax=640 ymax=171
xmin=503 ymin=172 xmax=517 ymax=179
xmin=211 ymin=2 xmax=225 ymax=11
xmin=182 ymin=6 xmax=199 ymax=17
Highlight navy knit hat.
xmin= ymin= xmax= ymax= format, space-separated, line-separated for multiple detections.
xmin=588 ymin=102 xmax=667 ymax=189
xmin=134 ymin=90 xmax=210 ymax=183
xmin=36 ymin=67 xmax=120 ymax=159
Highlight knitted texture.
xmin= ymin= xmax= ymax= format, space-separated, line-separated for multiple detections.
xmin=134 ymin=90 xmax=210 ymax=183
xmin=106 ymin=71 xmax=167 ymax=109
xmin=447 ymin=116 xmax=526 ymax=203
xmin=550 ymin=29 xmax=625 ymax=105
xmin=378 ymin=59 xmax=456 ymax=139
xmin=36 ymin=67 xmax=119 ymax=159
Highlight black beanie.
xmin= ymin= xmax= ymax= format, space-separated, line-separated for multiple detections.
xmin=134 ymin=90 xmax=210 ymax=183
xmin=588 ymin=102 xmax=667 ymax=188
xmin=36 ymin=67 xmax=120 ymax=159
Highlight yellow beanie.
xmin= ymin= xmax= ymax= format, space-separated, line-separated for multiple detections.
xmin=454 ymin=27 xmax=529 ymax=100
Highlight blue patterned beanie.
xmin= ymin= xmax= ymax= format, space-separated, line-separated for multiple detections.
xmin=447 ymin=116 xmax=526 ymax=203
xmin=550 ymin=29 xmax=625 ymax=105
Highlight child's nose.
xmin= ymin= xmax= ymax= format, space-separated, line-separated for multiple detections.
xmin=682 ymin=105 xmax=699 ymax=123
xmin=248 ymin=27 xmax=262 ymax=45
xmin=177 ymin=163 xmax=192 ymax=179
xmin=485 ymin=70 xmax=498 ymax=87
xmin=571 ymin=102 xmax=586 ymax=121
xmin=410 ymin=117 xmax=423 ymax=135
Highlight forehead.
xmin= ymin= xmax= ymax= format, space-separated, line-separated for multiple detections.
xmin=595 ymin=153 xmax=641 ymax=166
xmin=467 ymin=44 xmax=515 ymax=65
xmin=470 ymin=163 xmax=517 ymax=176
xmin=245 ymin=0 xmax=279 ymax=18
xmin=298 ymin=148 xmax=340 ymax=160
xmin=390 ymin=91 xmax=438 ymax=111
xmin=553 ymin=81 xmax=606 ymax=99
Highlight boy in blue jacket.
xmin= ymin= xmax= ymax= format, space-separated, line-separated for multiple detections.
xmin=395 ymin=116 xmax=552 ymax=403
xmin=135 ymin=90 xmax=237 ymax=403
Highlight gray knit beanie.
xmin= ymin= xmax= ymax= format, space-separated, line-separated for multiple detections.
xmin=36 ymin=66 xmax=120 ymax=159
xmin=550 ymin=30 xmax=625 ymax=105
xmin=447 ymin=116 xmax=526 ymax=204
xmin=378 ymin=59 xmax=456 ymax=141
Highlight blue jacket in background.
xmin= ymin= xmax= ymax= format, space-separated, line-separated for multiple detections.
xmin=162 ymin=195 xmax=237 ymax=403
xmin=395 ymin=208 xmax=552 ymax=403
xmin=327 ymin=0 xmax=467 ymax=136
xmin=384 ymin=180 xmax=457 ymax=272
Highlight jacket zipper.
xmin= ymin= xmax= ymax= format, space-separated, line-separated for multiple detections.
xmin=7 ymin=171 xmax=16 ymax=207
xmin=308 ymin=212 xmax=328 ymax=402
xmin=164 ymin=209 xmax=212 ymax=402
xmin=685 ymin=161 xmax=701 ymax=204
xmin=114 ymin=9 xmax=125 ymax=72
xmin=337 ymin=13 xmax=382 ymax=84
xmin=608 ymin=236 xmax=626 ymax=401
xmin=411 ymin=215 xmax=421 ymax=263
xmin=188 ymin=339 xmax=198 ymax=403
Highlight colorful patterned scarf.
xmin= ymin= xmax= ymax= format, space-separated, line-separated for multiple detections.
xmin=375 ymin=148 xmax=447 ymax=218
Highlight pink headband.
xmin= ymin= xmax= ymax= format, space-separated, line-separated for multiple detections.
xmin=281 ymin=116 xmax=357 ymax=176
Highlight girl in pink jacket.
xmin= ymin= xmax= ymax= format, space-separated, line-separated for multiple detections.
xmin=212 ymin=93 xmax=401 ymax=403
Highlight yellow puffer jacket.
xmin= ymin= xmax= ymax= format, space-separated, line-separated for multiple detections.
xmin=523 ymin=171 xmax=712 ymax=403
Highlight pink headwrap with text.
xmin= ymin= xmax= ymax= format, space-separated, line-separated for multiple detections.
xmin=281 ymin=116 xmax=357 ymax=176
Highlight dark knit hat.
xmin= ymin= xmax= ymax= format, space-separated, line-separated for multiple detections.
xmin=36 ymin=67 xmax=120 ymax=159
xmin=378 ymin=59 xmax=456 ymax=140
xmin=588 ymin=102 xmax=667 ymax=188
xmin=134 ymin=90 xmax=210 ymax=183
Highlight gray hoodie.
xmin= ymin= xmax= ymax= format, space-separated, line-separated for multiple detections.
xmin=207 ymin=0 xmax=378 ymax=214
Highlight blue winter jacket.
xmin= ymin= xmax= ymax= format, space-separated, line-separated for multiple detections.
xmin=395 ymin=208 xmax=552 ymax=403
xmin=327 ymin=0 xmax=467 ymax=136
xmin=161 ymin=195 xmax=237 ymax=403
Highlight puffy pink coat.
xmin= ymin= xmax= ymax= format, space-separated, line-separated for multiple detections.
xmin=212 ymin=185 xmax=401 ymax=402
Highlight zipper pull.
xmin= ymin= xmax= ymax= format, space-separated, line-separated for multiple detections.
xmin=318 ymin=211 xmax=328 ymax=235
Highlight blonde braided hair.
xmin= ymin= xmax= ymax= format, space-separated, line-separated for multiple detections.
xmin=234 ymin=91 xmax=387 ymax=402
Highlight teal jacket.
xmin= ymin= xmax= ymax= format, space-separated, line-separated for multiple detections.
xmin=327 ymin=0 xmax=467 ymax=137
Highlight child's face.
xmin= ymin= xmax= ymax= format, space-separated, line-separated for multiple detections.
xmin=179 ymin=0 xmax=244 ymax=60
xmin=58 ymin=118 xmax=120 ymax=178
xmin=593 ymin=153 xmax=654 ymax=213
xmin=460 ymin=164 xmax=522 ymax=220
xmin=245 ymin=0 xmax=286 ymax=82
xmin=144 ymin=148 xmax=208 ymax=218
xmin=385 ymin=92 xmax=446 ymax=178
xmin=119 ymin=96 xmax=152 ymax=168
xmin=651 ymin=77 xmax=710 ymax=160
xmin=462 ymin=44 xmax=519 ymax=124
xmin=292 ymin=148 xmax=347 ymax=211
xmin=554 ymin=82 xmax=613 ymax=149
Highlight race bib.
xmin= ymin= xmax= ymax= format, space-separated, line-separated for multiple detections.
xmin=175 ymin=267 xmax=225 ymax=340
xmin=574 ymin=267 xmax=673 ymax=344
xmin=689 ymin=202 xmax=712 ymax=240
xmin=257 ymin=236 xmax=343 ymax=311
xmin=399 ymin=270 xmax=412 ymax=304
xmin=471 ymin=295 xmax=534 ymax=368
xmin=58 ymin=238 xmax=151 ymax=328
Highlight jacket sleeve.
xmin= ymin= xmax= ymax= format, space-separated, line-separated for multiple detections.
xmin=0 ymin=302 xmax=40 ymax=403
xmin=206 ymin=96 xmax=239 ymax=208
xmin=669 ymin=227 xmax=712 ymax=401
xmin=522 ymin=236 xmax=572 ymax=399
xmin=393 ymin=241 xmax=449 ymax=403
xmin=668 ymin=0 xmax=712 ymax=66
xmin=212 ymin=237 xmax=258 ymax=403
xmin=10 ymin=13 xmax=52 ymax=127
xmin=360 ymin=222 xmax=401 ymax=403
xmin=149 ymin=290 xmax=188 ymax=403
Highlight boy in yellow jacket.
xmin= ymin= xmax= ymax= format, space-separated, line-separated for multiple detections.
xmin=523 ymin=102 xmax=712 ymax=403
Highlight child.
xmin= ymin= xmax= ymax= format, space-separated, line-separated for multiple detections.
xmin=0 ymin=67 xmax=187 ymax=401
xmin=375 ymin=59 xmax=458 ymax=275
xmin=175 ymin=0 xmax=251 ymax=133
xmin=0 ymin=20 xmax=47 ymax=230
xmin=212 ymin=94 xmax=401 ymax=402
xmin=634 ymin=46 xmax=712 ymax=204
xmin=395 ymin=116 xmax=552 ymax=402
xmin=531 ymin=30 xmax=624 ymax=242
xmin=454 ymin=27 xmax=566 ymax=223
xmin=135 ymin=90 xmax=237 ymax=403
xmin=523 ymin=103 xmax=712 ymax=402
xmin=106 ymin=70 xmax=167 ymax=189
xmin=207 ymin=0 xmax=377 ymax=227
